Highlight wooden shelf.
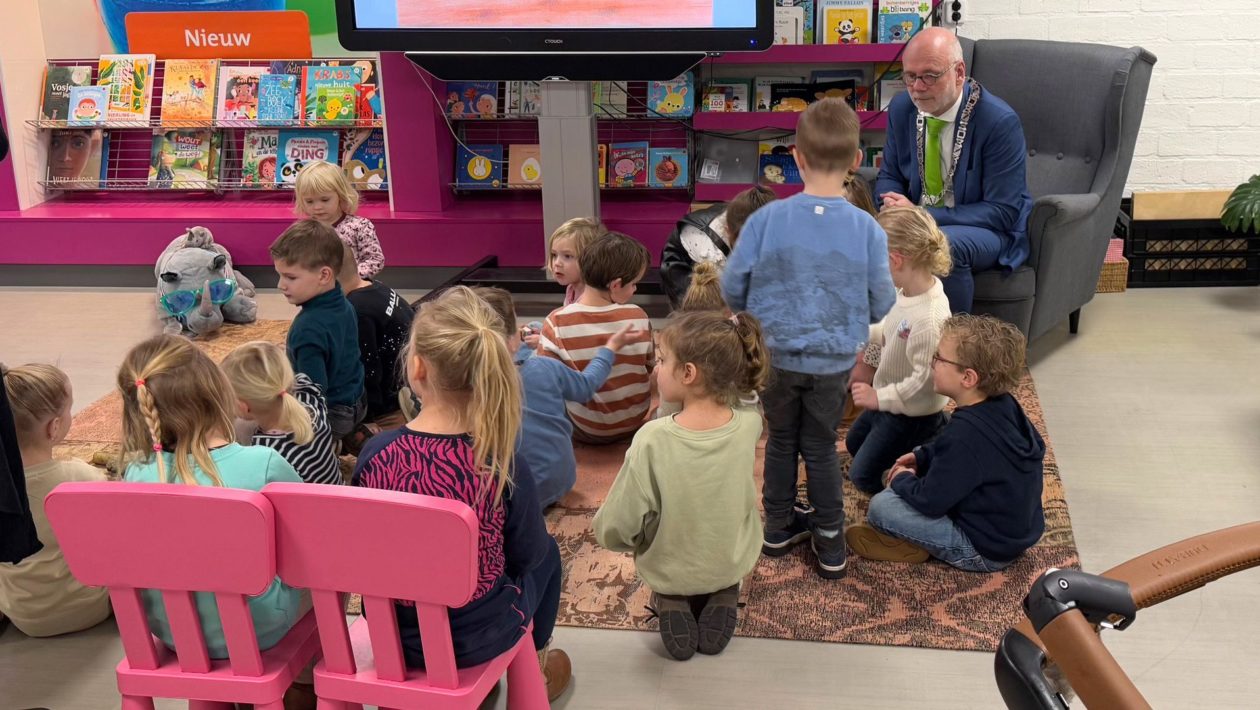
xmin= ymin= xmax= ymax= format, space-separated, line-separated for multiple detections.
xmin=705 ymin=43 xmax=907 ymax=65
xmin=694 ymin=183 xmax=803 ymax=202
xmin=693 ymin=110 xmax=887 ymax=131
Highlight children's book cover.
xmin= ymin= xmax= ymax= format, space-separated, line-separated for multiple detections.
xmin=354 ymin=84 xmax=376 ymax=125
xmin=647 ymin=73 xmax=694 ymax=118
xmin=507 ymin=144 xmax=543 ymax=187
xmin=519 ymin=81 xmax=542 ymax=116
xmin=818 ymin=0 xmax=873 ymax=45
xmin=40 ymin=64 xmax=93 ymax=121
xmin=148 ymin=129 xmax=212 ymax=187
xmin=760 ymin=153 xmax=802 ymax=185
xmin=648 ymin=147 xmax=689 ymax=188
xmin=597 ymin=143 xmax=608 ymax=185
xmin=770 ymin=83 xmax=813 ymax=112
xmin=754 ymin=75 xmax=804 ymax=111
xmin=67 ymin=86 xmax=108 ymax=125
xmin=609 ymin=141 xmax=649 ymax=187
xmin=775 ymin=0 xmax=815 ymax=43
xmin=702 ymin=81 xmax=751 ymax=112
xmin=505 ymin=81 xmax=522 ymax=115
xmin=774 ymin=6 xmax=803 ymax=44
xmin=878 ymin=68 xmax=906 ymax=111
xmin=445 ymin=81 xmax=498 ymax=119
xmin=207 ymin=130 xmax=222 ymax=184
xmin=241 ymin=129 xmax=279 ymax=187
xmin=877 ymin=0 xmax=930 ymax=43
xmin=810 ymin=68 xmax=869 ymax=109
xmin=160 ymin=59 xmax=218 ymax=124
xmin=217 ymin=66 xmax=268 ymax=122
xmin=455 ymin=144 xmax=504 ymax=189
xmin=341 ymin=128 xmax=388 ymax=190
xmin=45 ymin=128 xmax=106 ymax=186
xmin=278 ymin=130 xmax=339 ymax=185
xmin=97 ymin=54 xmax=156 ymax=122
xmin=257 ymin=74 xmax=298 ymax=125
xmin=312 ymin=85 xmax=358 ymax=125
xmin=301 ymin=65 xmax=363 ymax=124
xmin=593 ymin=81 xmax=628 ymax=118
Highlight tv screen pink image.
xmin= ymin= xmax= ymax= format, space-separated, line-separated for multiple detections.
xmin=366 ymin=0 xmax=757 ymax=29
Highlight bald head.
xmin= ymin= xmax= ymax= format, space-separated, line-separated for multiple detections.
xmin=905 ymin=27 xmax=964 ymax=66
xmin=902 ymin=28 xmax=967 ymax=117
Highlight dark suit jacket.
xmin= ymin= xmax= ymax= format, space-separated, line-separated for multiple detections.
xmin=875 ymin=81 xmax=1033 ymax=269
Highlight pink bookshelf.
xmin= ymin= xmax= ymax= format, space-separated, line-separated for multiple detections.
xmin=693 ymin=110 xmax=888 ymax=131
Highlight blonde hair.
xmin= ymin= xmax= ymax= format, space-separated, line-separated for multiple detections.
xmin=940 ymin=314 xmax=1026 ymax=396
xmin=658 ymin=310 xmax=770 ymax=406
xmin=470 ymin=286 xmax=517 ymax=340
xmin=543 ymin=216 xmax=605 ymax=280
xmin=294 ymin=160 xmax=360 ymax=217
xmin=794 ymin=97 xmax=861 ymax=174
xmin=680 ymin=261 xmax=727 ymax=313
xmin=2 ymin=363 xmax=71 ymax=437
xmin=117 ymin=335 xmax=235 ymax=486
xmin=220 ymin=342 xmax=314 ymax=446
xmin=406 ymin=286 xmax=522 ymax=506
xmin=878 ymin=206 xmax=953 ymax=277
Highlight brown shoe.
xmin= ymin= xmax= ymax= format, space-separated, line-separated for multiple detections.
xmin=845 ymin=523 xmax=930 ymax=563
xmin=696 ymin=583 xmax=739 ymax=656
xmin=538 ymin=645 xmax=572 ymax=702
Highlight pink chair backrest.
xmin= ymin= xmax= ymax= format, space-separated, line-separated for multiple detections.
xmin=262 ymin=482 xmax=479 ymax=689
xmin=45 ymin=481 xmax=278 ymax=676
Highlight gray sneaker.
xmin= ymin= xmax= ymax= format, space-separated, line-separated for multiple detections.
xmin=811 ymin=527 xmax=849 ymax=580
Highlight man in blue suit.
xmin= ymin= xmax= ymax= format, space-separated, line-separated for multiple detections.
xmin=876 ymin=28 xmax=1033 ymax=314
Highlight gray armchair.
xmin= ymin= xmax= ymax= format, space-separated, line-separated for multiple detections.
xmin=960 ymin=38 xmax=1156 ymax=341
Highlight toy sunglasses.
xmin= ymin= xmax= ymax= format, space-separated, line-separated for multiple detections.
xmin=160 ymin=278 xmax=238 ymax=317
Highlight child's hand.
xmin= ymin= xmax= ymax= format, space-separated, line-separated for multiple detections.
xmin=849 ymin=360 xmax=876 ymax=388
xmin=606 ymin=323 xmax=647 ymax=351
xmin=851 ymin=382 xmax=879 ymax=410
xmin=523 ymin=332 xmax=541 ymax=349
xmin=884 ymin=466 xmax=914 ymax=487
xmin=893 ymin=452 xmax=917 ymax=471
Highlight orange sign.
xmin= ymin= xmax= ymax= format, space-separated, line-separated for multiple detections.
xmin=125 ymin=11 xmax=313 ymax=60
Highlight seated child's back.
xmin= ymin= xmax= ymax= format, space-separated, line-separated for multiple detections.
xmin=338 ymin=244 xmax=413 ymax=422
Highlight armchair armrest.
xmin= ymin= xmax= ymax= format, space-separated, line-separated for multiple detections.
xmin=1026 ymin=193 xmax=1103 ymax=264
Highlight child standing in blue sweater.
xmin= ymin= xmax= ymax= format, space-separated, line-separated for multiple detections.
xmin=722 ymin=98 xmax=897 ymax=580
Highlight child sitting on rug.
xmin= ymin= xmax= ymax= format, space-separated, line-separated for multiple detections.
xmin=0 ymin=363 xmax=111 ymax=637
xmin=118 ymin=335 xmax=305 ymax=656
xmin=294 ymin=160 xmax=385 ymax=278
xmin=846 ymin=314 xmax=1046 ymax=572
xmin=338 ymin=244 xmax=413 ymax=439
xmin=520 ymin=217 xmax=608 ymax=350
xmin=539 ymin=232 xmax=654 ymax=443
xmin=222 ymin=341 xmax=342 ymax=486
xmin=352 ymin=287 xmax=571 ymax=701
xmin=473 ymin=286 xmax=644 ymax=508
xmin=846 ymin=206 xmax=953 ymax=495
xmin=594 ymin=310 xmax=768 ymax=661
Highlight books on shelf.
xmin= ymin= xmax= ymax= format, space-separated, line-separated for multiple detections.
xmin=67 ymin=86 xmax=108 ymax=125
xmin=703 ymin=80 xmax=751 ymax=112
xmin=148 ymin=129 xmax=213 ymax=187
xmin=877 ymin=0 xmax=931 ymax=44
xmin=598 ymin=144 xmax=607 ymax=185
xmin=341 ymin=128 xmax=388 ymax=190
xmin=818 ymin=0 xmax=873 ymax=45
xmin=647 ymin=73 xmax=694 ymax=118
xmin=301 ymin=65 xmax=364 ymax=124
xmin=648 ymin=147 xmax=689 ymax=188
xmin=241 ymin=129 xmax=279 ymax=187
xmin=39 ymin=64 xmax=93 ymax=121
xmin=445 ymin=81 xmax=498 ymax=119
xmin=45 ymin=128 xmax=107 ymax=186
xmin=878 ymin=65 xmax=906 ymax=110
xmin=811 ymin=68 xmax=869 ymax=108
xmin=506 ymin=80 xmax=542 ymax=116
xmin=508 ymin=144 xmax=543 ymax=187
xmin=217 ymin=66 xmax=267 ymax=122
xmin=593 ymin=81 xmax=628 ymax=118
xmin=769 ymin=79 xmax=859 ymax=111
xmin=258 ymin=74 xmax=298 ymax=125
xmin=278 ymin=129 xmax=340 ymax=184
xmin=754 ymin=75 xmax=804 ymax=111
xmin=455 ymin=144 xmax=504 ymax=189
xmin=609 ymin=141 xmax=649 ymax=187
xmin=775 ymin=0 xmax=815 ymax=43
xmin=98 ymin=54 xmax=156 ymax=122
xmin=312 ymin=85 xmax=358 ymax=125
xmin=696 ymin=134 xmax=758 ymax=185
xmin=758 ymin=135 xmax=802 ymax=185
xmin=774 ymin=5 xmax=804 ymax=44
xmin=160 ymin=59 xmax=218 ymax=123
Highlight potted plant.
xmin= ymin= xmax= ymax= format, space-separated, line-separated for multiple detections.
xmin=1221 ymin=174 xmax=1260 ymax=233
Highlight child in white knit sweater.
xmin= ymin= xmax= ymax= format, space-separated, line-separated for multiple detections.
xmin=846 ymin=206 xmax=953 ymax=495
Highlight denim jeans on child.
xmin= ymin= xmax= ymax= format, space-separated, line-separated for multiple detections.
xmin=328 ymin=395 xmax=367 ymax=441
xmin=846 ymin=409 xmax=948 ymax=495
xmin=761 ymin=367 xmax=850 ymax=532
xmin=867 ymin=489 xmax=1013 ymax=573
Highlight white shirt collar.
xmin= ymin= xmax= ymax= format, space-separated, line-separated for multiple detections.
xmin=920 ymin=87 xmax=965 ymax=124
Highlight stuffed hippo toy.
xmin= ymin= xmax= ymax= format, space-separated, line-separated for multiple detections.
xmin=155 ymin=226 xmax=257 ymax=336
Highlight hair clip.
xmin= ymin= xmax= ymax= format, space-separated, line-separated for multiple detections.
xmin=152 ymin=443 xmax=163 ymax=452
xmin=135 ymin=378 xmax=146 ymax=387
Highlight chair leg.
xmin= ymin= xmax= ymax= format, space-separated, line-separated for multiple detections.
xmin=254 ymin=701 xmax=286 ymax=710
xmin=1069 ymin=308 xmax=1081 ymax=334
xmin=187 ymin=702 xmax=233 ymax=710
xmin=316 ymin=700 xmax=363 ymax=710
xmin=506 ymin=641 xmax=550 ymax=709
xmin=120 ymin=696 xmax=155 ymax=710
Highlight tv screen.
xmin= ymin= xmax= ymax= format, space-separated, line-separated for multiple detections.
xmin=335 ymin=0 xmax=772 ymax=54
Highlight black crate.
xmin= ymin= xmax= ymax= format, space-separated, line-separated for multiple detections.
xmin=1128 ymin=219 xmax=1260 ymax=257
xmin=1128 ymin=254 xmax=1260 ymax=287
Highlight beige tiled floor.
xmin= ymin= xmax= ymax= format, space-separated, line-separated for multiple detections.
xmin=2 ymin=285 xmax=1259 ymax=709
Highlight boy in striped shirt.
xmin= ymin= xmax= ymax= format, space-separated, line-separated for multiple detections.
xmin=539 ymin=232 xmax=653 ymax=443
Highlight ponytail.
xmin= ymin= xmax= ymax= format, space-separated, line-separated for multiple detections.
xmin=732 ymin=312 xmax=770 ymax=396
xmin=878 ymin=206 xmax=953 ymax=277
xmin=659 ymin=310 xmax=770 ymax=407
xmin=680 ymin=261 xmax=727 ymax=313
xmin=469 ymin=321 xmax=521 ymax=506
xmin=277 ymin=392 xmax=315 ymax=445
xmin=221 ymin=341 xmax=314 ymax=446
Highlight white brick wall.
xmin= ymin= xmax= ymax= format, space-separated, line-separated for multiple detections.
xmin=963 ymin=0 xmax=1259 ymax=192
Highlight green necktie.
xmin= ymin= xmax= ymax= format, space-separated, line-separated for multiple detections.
xmin=924 ymin=116 xmax=947 ymax=199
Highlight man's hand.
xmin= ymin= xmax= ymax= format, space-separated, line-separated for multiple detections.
xmin=851 ymin=382 xmax=879 ymax=410
xmin=881 ymin=191 xmax=914 ymax=209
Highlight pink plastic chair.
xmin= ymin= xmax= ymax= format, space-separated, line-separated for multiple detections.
xmin=262 ymin=482 xmax=550 ymax=710
xmin=45 ymin=481 xmax=321 ymax=709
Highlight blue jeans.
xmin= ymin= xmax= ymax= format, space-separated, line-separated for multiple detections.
xmin=761 ymin=367 xmax=849 ymax=531
xmin=867 ymin=490 xmax=1012 ymax=573
xmin=940 ymin=225 xmax=1007 ymax=314
xmin=845 ymin=410 xmax=948 ymax=495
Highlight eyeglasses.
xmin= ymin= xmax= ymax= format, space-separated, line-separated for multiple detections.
xmin=904 ymin=62 xmax=958 ymax=88
xmin=931 ymin=352 xmax=970 ymax=370
xmin=160 ymin=278 xmax=237 ymax=317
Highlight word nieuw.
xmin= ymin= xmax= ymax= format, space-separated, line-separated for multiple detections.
xmin=185 ymin=29 xmax=252 ymax=48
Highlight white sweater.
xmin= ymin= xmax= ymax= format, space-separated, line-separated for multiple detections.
xmin=868 ymin=278 xmax=952 ymax=417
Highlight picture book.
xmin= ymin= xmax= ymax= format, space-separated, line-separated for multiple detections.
xmin=877 ymin=0 xmax=930 ymax=43
xmin=702 ymin=81 xmax=751 ymax=112
xmin=754 ymin=75 xmax=804 ymax=111
xmin=312 ymin=85 xmax=358 ymax=125
xmin=455 ymin=144 xmax=504 ymax=189
xmin=355 ymin=84 xmax=377 ymax=125
xmin=508 ymin=144 xmax=543 ymax=187
xmin=879 ymin=74 xmax=906 ymax=111
xmin=217 ymin=66 xmax=268 ymax=122
xmin=593 ymin=81 xmax=628 ymax=118
xmin=505 ymin=81 xmax=522 ymax=115
xmin=609 ymin=141 xmax=649 ymax=187
xmin=647 ymin=73 xmax=694 ymax=118
xmin=97 ymin=54 xmax=156 ymax=122
xmin=45 ymin=128 xmax=107 ymax=186
xmin=598 ymin=143 xmax=608 ymax=185
xmin=519 ymin=81 xmax=542 ymax=116
xmin=818 ymin=0 xmax=873 ymax=45
xmin=810 ymin=68 xmax=870 ymax=109
xmin=241 ymin=129 xmax=279 ymax=187
xmin=648 ymin=147 xmax=689 ymax=188
xmin=774 ymin=5 xmax=803 ymax=44
xmin=148 ymin=129 xmax=212 ymax=187
xmin=444 ymin=81 xmax=498 ymax=119
xmin=301 ymin=65 xmax=364 ymax=124
xmin=66 ymin=86 xmax=108 ymax=125
xmin=775 ymin=0 xmax=815 ymax=43
xmin=39 ymin=64 xmax=93 ymax=121
xmin=159 ymin=59 xmax=218 ymax=124
xmin=257 ymin=74 xmax=298 ymax=125
xmin=278 ymin=129 xmax=339 ymax=185
xmin=759 ymin=134 xmax=796 ymax=156
xmin=341 ymin=128 xmax=388 ymax=190
xmin=760 ymin=153 xmax=802 ymax=185
xmin=770 ymin=79 xmax=859 ymax=111
xmin=696 ymin=134 xmax=759 ymax=184
xmin=207 ymin=130 xmax=222 ymax=184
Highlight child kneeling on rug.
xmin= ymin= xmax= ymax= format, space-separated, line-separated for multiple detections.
xmin=846 ymin=314 xmax=1046 ymax=572
xmin=594 ymin=310 xmax=768 ymax=660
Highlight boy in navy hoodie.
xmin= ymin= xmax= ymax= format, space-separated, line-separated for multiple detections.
xmin=845 ymin=314 xmax=1045 ymax=572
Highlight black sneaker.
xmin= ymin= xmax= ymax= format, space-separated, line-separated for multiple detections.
xmin=811 ymin=527 xmax=849 ymax=580
xmin=762 ymin=507 xmax=812 ymax=556
xmin=696 ymin=583 xmax=740 ymax=655
xmin=650 ymin=592 xmax=699 ymax=661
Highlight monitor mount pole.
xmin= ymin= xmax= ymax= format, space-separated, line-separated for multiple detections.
xmin=537 ymin=80 xmax=599 ymax=240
